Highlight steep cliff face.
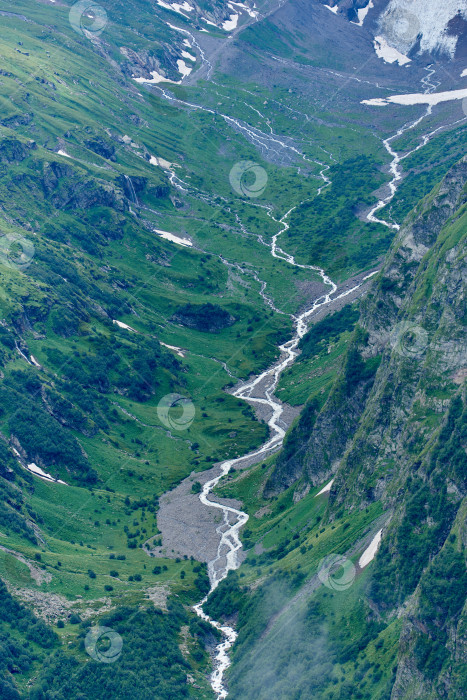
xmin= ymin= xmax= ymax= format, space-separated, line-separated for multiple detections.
xmin=331 ymin=156 xmax=466 ymax=512
xmin=271 ymin=156 xmax=466 ymax=502
xmin=267 ymin=326 xmax=381 ymax=494
xmin=265 ymin=157 xmax=466 ymax=696
xmin=390 ymin=502 xmax=467 ymax=700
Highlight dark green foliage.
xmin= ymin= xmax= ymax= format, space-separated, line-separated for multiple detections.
xmin=0 ymin=326 xmax=15 ymax=350
xmin=0 ymin=678 xmax=21 ymax=700
xmin=371 ymin=397 xmax=465 ymax=610
xmin=343 ymin=348 xmax=380 ymax=396
xmin=371 ymin=475 xmax=456 ymax=609
xmin=288 ymin=156 xmax=391 ymax=275
xmin=412 ymin=545 xmax=466 ymax=680
xmin=172 ymin=303 xmax=236 ymax=333
xmin=9 ymin=407 xmax=96 ymax=484
xmin=0 ymin=578 xmax=58 ymax=696
xmin=0 ymin=441 xmax=22 ymax=481
xmin=50 ymin=308 xmax=80 ymax=338
xmin=413 ymin=634 xmax=448 ymax=680
xmin=191 ymin=481 xmax=202 ymax=494
xmin=30 ymin=602 xmax=193 ymax=700
xmin=0 ymin=370 xmax=96 ymax=484
xmin=194 ymin=566 xmax=210 ymax=596
xmin=327 ymin=601 xmax=383 ymax=665
xmin=275 ymin=397 xmax=319 ymax=468
xmin=48 ymin=335 xmax=180 ymax=404
xmin=419 ymin=546 xmax=466 ymax=632
xmin=44 ymin=390 xmax=94 ymax=435
xmin=388 ymin=126 xmax=467 ymax=221
xmin=203 ymin=571 xmax=244 ymax=621
xmin=430 ymin=395 xmax=467 ymax=489
xmin=0 ymin=579 xmax=57 ymax=648
xmin=0 ymin=480 xmax=37 ymax=542
xmin=298 ymin=305 xmax=359 ymax=361
xmin=0 ymin=443 xmax=36 ymax=542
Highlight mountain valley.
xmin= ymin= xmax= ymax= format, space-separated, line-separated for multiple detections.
xmin=0 ymin=1 xmax=465 ymax=698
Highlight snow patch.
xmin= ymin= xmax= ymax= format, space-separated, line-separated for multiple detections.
xmin=362 ymin=270 xmax=379 ymax=281
xmin=363 ymin=86 xmax=467 ymax=107
xmin=222 ymin=13 xmax=239 ymax=31
xmin=30 ymin=355 xmax=41 ymax=368
xmin=133 ymin=70 xmax=179 ymax=85
xmin=461 ymin=68 xmax=467 ymax=77
xmin=351 ymin=0 xmax=374 ymax=26
xmin=149 ymin=154 xmax=179 ymax=169
xmin=373 ymin=36 xmax=411 ymax=65
xmin=201 ymin=17 xmax=218 ymax=27
xmin=57 ymin=149 xmax=71 ymax=158
xmin=160 ymin=341 xmax=185 ymax=357
xmin=378 ymin=0 xmax=467 ymax=58
xmin=133 ymin=61 xmax=191 ymax=84
xmin=324 ymin=4 xmax=338 ymax=13
xmin=359 ymin=529 xmax=382 ymax=568
xmin=177 ymin=59 xmax=192 ymax=77
xmin=315 ymin=478 xmax=334 ymax=496
xmin=181 ymin=50 xmax=196 ymax=61
xmin=27 ymin=462 xmax=67 ymax=485
xmin=229 ymin=1 xmax=258 ymax=18
xmin=155 ymin=229 xmax=192 ymax=247
xmin=156 ymin=0 xmax=193 ymax=15
xmin=113 ymin=320 xmax=138 ymax=332
xmin=167 ymin=22 xmax=186 ymax=33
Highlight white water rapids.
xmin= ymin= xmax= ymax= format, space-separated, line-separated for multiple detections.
xmin=193 ymin=209 xmax=377 ymax=697
xmin=365 ymin=67 xmax=466 ymax=229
